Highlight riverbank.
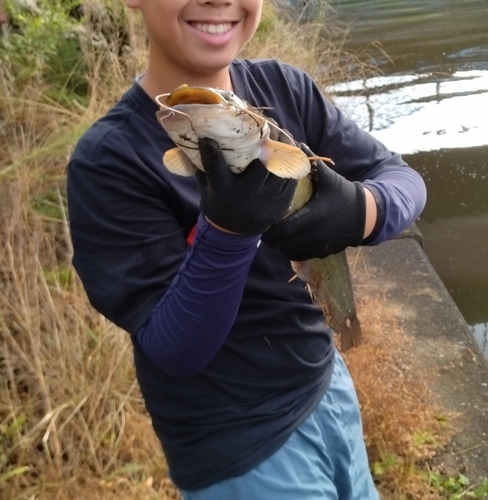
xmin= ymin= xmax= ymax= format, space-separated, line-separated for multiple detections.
xmin=349 ymin=225 xmax=488 ymax=483
xmin=325 ymin=0 xmax=488 ymax=355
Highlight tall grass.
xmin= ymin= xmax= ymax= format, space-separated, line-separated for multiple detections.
xmin=0 ymin=1 xmax=452 ymax=499
xmin=0 ymin=3 xmax=170 ymax=498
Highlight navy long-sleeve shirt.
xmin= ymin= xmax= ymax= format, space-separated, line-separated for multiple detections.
xmin=67 ymin=58 xmax=426 ymax=490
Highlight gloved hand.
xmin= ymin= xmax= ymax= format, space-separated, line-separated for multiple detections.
xmin=196 ymin=138 xmax=298 ymax=235
xmin=262 ymin=144 xmax=367 ymax=260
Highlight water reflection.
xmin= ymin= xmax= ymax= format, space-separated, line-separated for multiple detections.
xmin=473 ymin=323 xmax=488 ymax=355
xmin=329 ymin=70 xmax=488 ymax=153
xmin=328 ymin=0 xmax=488 ymax=73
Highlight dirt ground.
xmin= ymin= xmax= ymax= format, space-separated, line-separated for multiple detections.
xmin=349 ymin=227 xmax=488 ymax=481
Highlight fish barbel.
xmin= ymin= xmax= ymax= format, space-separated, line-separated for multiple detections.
xmin=156 ymin=85 xmax=362 ymax=350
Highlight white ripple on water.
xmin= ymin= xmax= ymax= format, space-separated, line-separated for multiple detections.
xmin=328 ymin=70 xmax=488 ymax=154
xmin=473 ymin=323 xmax=488 ymax=356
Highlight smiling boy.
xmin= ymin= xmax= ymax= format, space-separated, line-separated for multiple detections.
xmin=67 ymin=0 xmax=426 ymax=498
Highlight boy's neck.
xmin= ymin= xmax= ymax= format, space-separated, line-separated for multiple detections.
xmin=139 ymin=58 xmax=234 ymax=99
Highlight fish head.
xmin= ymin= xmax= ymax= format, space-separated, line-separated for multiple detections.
xmin=156 ymin=85 xmax=311 ymax=180
xmin=156 ymin=85 xmax=269 ymax=174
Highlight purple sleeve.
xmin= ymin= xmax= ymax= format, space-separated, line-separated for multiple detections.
xmin=284 ymin=68 xmax=426 ymax=244
xmin=135 ymin=214 xmax=261 ymax=377
xmin=363 ymin=166 xmax=427 ymax=245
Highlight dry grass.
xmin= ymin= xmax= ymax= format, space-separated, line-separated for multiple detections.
xmin=342 ymin=297 xmax=454 ymax=499
xmin=0 ymin=107 xmax=172 ymax=499
xmin=0 ymin=138 xmax=177 ymax=499
xmin=0 ymin=1 xmax=453 ymax=499
xmin=0 ymin=4 xmax=174 ymax=499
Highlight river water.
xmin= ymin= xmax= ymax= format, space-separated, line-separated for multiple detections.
xmin=321 ymin=0 xmax=488 ymax=356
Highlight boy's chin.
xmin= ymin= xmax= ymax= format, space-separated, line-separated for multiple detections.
xmin=187 ymin=58 xmax=235 ymax=77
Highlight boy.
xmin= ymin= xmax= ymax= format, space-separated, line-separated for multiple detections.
xmin=67 ymin=0 xmax=427 ymax=498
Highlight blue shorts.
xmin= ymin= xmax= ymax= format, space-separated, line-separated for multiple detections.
xmin=180 ymin=351 xmax=379 ymax=500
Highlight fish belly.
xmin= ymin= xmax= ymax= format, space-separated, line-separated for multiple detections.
xmin=162 ymin=104 xmax=266 ymax=172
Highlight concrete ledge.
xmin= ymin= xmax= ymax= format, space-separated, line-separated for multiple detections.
xmin=349 ymin=227 xmax=488 ymax=480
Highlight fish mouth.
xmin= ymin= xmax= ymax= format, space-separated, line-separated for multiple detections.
xmin=163 ymin=86 xmax=224 ymax=107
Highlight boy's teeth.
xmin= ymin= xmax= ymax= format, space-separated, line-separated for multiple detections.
xmin=194 ymin=23 xmax=233 ymax=35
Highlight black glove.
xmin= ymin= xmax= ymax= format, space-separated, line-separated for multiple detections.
xmin=196 ymin=138 xmax=298 ymax=235
xmin=262 ymin=144 xmax=367 ymax=260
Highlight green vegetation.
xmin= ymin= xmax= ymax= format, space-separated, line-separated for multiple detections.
xmin=0 ymin=1 xmax=485 ymax=498
xmin=2 ymin=0 xmax=86 ymax=104
xmin=427 ymin=472 xmax=488 ymax=499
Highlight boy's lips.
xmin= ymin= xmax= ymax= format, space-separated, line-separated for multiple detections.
xmin=186 ymin=20 xmax=239 ymax=46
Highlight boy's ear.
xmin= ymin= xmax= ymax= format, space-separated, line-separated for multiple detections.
xmin=125 ymin=0 xmax=141 ymax=9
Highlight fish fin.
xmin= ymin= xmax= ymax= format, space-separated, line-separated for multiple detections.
xmin=339 ymin=314 xmax=363 ymax=351
xmin=163 ymin=148 xmax=198 ymax=176
xmin=262 ymin=140 xmax=310 ymax=179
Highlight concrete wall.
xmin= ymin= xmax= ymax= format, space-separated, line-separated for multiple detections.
xmin=349 ymin=226 xmax=488 ymax=479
